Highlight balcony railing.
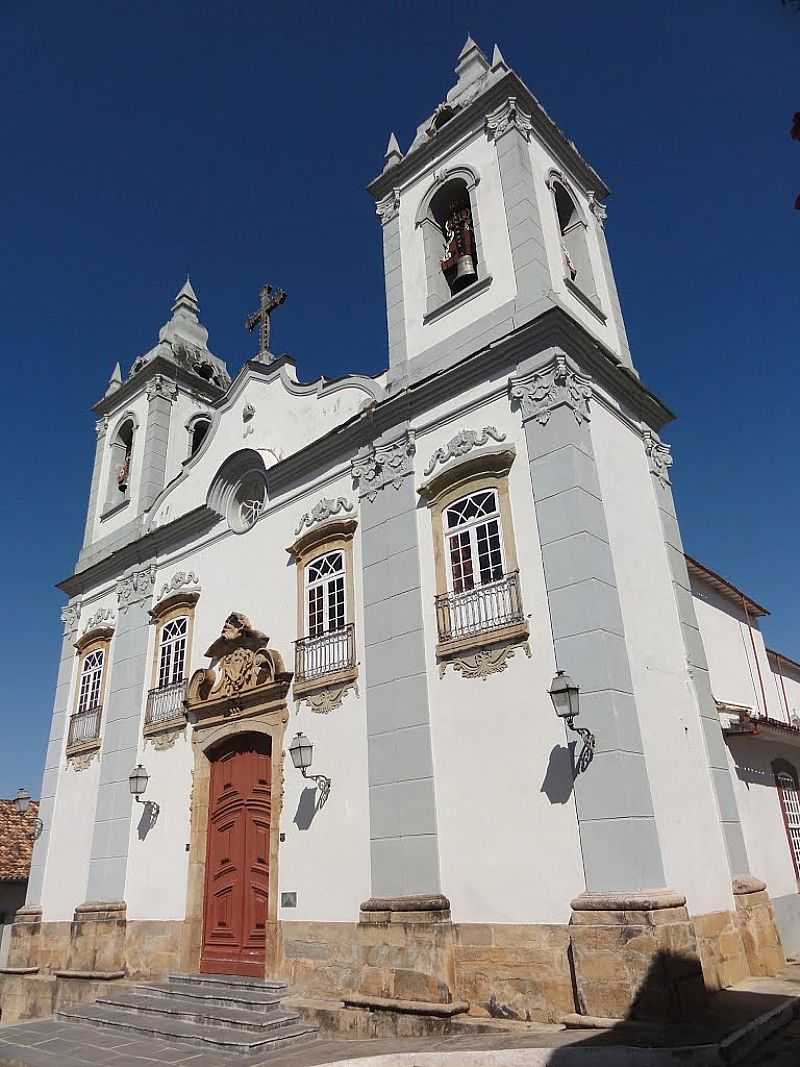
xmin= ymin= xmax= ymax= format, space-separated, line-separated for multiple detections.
xmin=295 ymin=623 xmax=356 ymax=683
xmin=67 ymin=705 xmax=102 ymax=749
xmin=145 ymin=679 xmax=187 ymax=727
xmin=435 ymin=571 xmax=524 ymax=643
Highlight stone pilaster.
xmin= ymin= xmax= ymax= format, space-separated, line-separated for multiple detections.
xmin=84 ymin=564 xmax=155 ymax=904
xmin=511 ymin=353 xmax=666 ymax=893
xmin=376 ymin=191 xmax=407 ymax=372
xmin=26 ymin=602 xmax=81 ymax=908
xmin=352 ymin=429 xmax=441 ymax=901
xmin=486 ymin=97 xmax=551 ymax=319
xmin=643 ymin=429 xmax=751 ymax=881
xmin=139 ymin=374 xmax=177 ymax=511
xmin=733 ymin=878 xmax=784 ymax=977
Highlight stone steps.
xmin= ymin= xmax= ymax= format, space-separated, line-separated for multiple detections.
xmin=55 ymin=972 xmax=319 ymax=1055
xmin=95 ymin=989 xmax=301 ymax=1033
xmin=137 ymin=979 xmax=285 ymax=1010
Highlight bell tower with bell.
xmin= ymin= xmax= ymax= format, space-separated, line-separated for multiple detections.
xmin=369 ymin=37 xmax=634 ymax=385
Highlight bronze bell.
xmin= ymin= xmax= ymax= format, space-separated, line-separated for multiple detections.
xmin=453 ymin=253 xmax=477 ymax=286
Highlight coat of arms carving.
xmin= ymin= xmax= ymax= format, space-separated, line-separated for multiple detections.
xmin=186 ymin=612 xmax=291 ymax=719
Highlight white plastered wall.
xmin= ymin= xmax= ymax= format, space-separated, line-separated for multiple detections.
xmin=591 ymin=398 xmax=732 ymax=915
xmin=123 ymin=470 xmax=371 ymax=923
xmin=414 ymin=389 xmax=585 ymax=924
xmin=693 ymin=588 xmax=784 ymax=721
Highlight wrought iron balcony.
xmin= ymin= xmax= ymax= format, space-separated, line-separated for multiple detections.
xmin=67 ymin=705 xmax=102 ymax=749
xmin=145 ymin=679 xmax=187 ymax=728
xmin=295 ymin=623 xmax=356 ymax=683
xmin=435 ymin=571 xmax=524 ymax=644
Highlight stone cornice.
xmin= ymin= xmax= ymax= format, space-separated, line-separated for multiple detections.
xmin=642 ymin=429 xmax=673 ymax=486
xmin=92 ymin=353 xmax=224 ymax=416
xmin=510 ymin=354 xmax=592 ymax=426
xmin=368 ymin=70 xmax=608 ymax=203
xmin=351 ymin=431 xmax=416 ymax=501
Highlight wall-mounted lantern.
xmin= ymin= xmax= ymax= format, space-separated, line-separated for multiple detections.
xmin=129 ymin=764 xmax=160 ymax=816
xmin=549 ymin=670 xmax=595 ymax=774
xmin=289 ymin=732 xmax=331 ymax=809
xmin=13 ymin=787 xmax=43 ymax=840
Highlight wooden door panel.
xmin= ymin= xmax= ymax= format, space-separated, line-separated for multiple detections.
xmin=201 ymin=735 xmax=271 ymax=976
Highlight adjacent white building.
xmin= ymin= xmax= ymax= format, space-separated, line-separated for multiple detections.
xmin=2 ymin=36 xmax=795 ymax=1027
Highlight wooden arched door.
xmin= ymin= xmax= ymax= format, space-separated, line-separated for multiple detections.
xmin=201 ymin=733 xmax=271 ymax=976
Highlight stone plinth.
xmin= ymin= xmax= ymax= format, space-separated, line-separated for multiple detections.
xmin=4 ymin=907 xmax=43 ymax=970
xmin=733 ymin=878 xmax=785 ymax=977
xmin=569 ymin=890 xmax=706 ymax=1022
xmin=693 ymin=909 xmax=750 ymax=990
xmin=67 ymin=901 xmax=127 ymax=975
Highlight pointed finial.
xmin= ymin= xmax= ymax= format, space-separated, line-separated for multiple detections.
xmin=175 ymin=275 xmax=198 ymax=307
xmin=458 ymin=34 xmax=478 ymax=60
xmin=383 ymin=132 xmax=403 ymax=172
xmin=491 ymin=44 xmax=507 ymax=69
xmin=104 ymin=361 xmax=122 ymax=397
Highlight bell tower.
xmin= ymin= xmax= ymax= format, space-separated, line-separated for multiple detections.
xmin=79 ymin=280 xmax=230 ymax=569
xmin=369 ymin=37 xmax=633 ymax=384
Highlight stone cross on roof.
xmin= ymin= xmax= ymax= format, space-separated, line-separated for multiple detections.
xmin=246 ymin=283 xmax=287 ymax=363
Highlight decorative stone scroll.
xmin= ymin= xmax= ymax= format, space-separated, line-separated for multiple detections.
xmin=157 ymin=571 xmax=200 ymax=602
xmin=146 ymin=727 xmax=184 ymax=751
xmin=83 ymin=606 xmax=115 ymax=633
xmin=485 ymin=97 xmax=533 ymax=142
xmin=68 ymin=749 xmax=98 ymax=771
xmin=376 ymin=188 xmax=400 ymax=225
xmin=116 ymin=564 xmax=156 ymax=613
xmin=440 ymin=639 xmax=531 ymax=681
xmin=185 ymin=612 xmax=291 ymax=721
xmin=146 ymin=374 xmax=178 ymax=403
xmin=295 ymin=497 xmax=354 ymax=536
xmin=509 ymin=354 xmax=592 ymax=427
xmin=642 ymin=429 xmax=673 ymax=487
xmin=351 ymin=432 xmax=416 ymax=502
xmin=587 ymin=191 xmax=607 ymax=226
xmin=60 ymin=601 xmax=82 ymax=637
xmin=95 ymin=416 xmax=109 ymax=440
xmin=297 ymin=681 xmax=357 ymax=715
xmin=423 ymin=427 xmax=507 ymax=476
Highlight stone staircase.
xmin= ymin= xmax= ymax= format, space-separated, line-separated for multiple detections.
xmin=56 ymin=972 xmax=319 ymax=1056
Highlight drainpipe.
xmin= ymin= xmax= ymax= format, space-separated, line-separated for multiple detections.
xmin=742 ymin=594 xmax=768 ymax=719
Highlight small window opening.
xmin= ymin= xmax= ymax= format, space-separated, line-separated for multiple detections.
xmin=190 ymin=417 xmax=211 ymax=457
xmin=431 ymin=179 xmax=478 ymax=296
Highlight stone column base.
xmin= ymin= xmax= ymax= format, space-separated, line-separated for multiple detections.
xmin=4 ymin=907 xmax=43 ymax=970
xmin=355 ymin=895 xmax=456 ymax=1005
xmin=66 ymin=901 xmax=127 ymax=975
xmin=570 ymin=890 xmax=706 ymax=1022
xmin=733 ymin=878 xmax=785 ymax=977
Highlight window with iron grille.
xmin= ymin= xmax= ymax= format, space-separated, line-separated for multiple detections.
xmin=78 ymin=649 xmax=104 ymax=712
xmin=445 ymin=490 xmax=505 ymax=593
xmin=306 ymin=552 xmax=346 ymax=638
xmin=158 ymin=616 xmax=188 ymax=689
xmin=775 ymin=762 xmax=800 ymax=879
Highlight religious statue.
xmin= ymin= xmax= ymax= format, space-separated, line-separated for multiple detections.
xmin=440 ymin=201 xmax=477 ymax=292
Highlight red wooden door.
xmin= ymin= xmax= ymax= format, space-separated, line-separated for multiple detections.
xmin=201 ymin=734 xmax=271 ymax=977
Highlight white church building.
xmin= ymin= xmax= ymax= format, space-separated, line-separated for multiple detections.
xmin=3 ymin=36 xmax=798 ymax=1029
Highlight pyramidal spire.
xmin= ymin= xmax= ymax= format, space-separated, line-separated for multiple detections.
xmin=159 ymin=276 xmax=208 ymax=349
xmin=450 ymin=34 xmax=489 ymax=99
xmin=491 ymin=43 xmax=507 ymax=69
xmin=383 ymin=132 xmax=403 ymax=172
xmin=104 ymin=361 xmax=122 ymax=397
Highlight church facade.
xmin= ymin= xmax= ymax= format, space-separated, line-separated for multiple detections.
xmin=3 ymin=37 xmax=798 ymax=1028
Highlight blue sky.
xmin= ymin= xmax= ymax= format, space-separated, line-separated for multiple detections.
xmin=1 ymin=1 xmax=797 ymax=797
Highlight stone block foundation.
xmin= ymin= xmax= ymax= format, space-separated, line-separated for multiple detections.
xmin=733 ymin=877 xmax=785 ymax=977
xmin=569 ymin=890 xmax=707 ymax=1022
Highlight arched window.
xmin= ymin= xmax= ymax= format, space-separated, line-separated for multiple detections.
xmin=550 ymin=177 xmax=598 ymax=305
xmin=306 ymin=551 xmax=346 ymax=638
xmin=188 ymin=415 xmax=211 ymax=458
xmin=158 ymin=616 xmax=188 ymax=689
xmin=67 ymin=646 xmax=106 ymax=749
xmin=417 ymin=168 xmax=486 ymax=317
xmin=773 ymin=759 xmax=800 ymax=879
xmin=445 ymin=489 xmax=506 ymax=594
xmin=104 ymin=416 xmax=136 ymax=514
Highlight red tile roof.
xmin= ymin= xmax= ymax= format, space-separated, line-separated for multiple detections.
xmin=0 ymin=798 xmax=39 ymax=882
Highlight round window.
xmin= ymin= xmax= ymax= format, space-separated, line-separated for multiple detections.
xmin=228 ymin=471 xmax=267 ymax=534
